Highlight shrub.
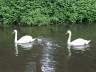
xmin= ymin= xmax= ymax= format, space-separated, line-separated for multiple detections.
xmin=0 ymin=0 xmax=96 ymax=26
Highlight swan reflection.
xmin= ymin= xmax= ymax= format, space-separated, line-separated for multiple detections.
xmin=67 ymin=45 xmax=72 ymax=56
xmin=15 ymin=43 xmax=18 ymax=56
xmin=14 ymin=42 xmax=34 ymax=56
xmin=67 ymin=44 xmax=90 ymax=56
xmin=71 ymin=44 xmax=90 ymax=51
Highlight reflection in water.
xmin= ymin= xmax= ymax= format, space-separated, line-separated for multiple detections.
xmin=1 ymin=24 xmax=96 ymax=72
xmin=67 ymin=45 xmax=72 ymax=57
xmin=24 ymin=62 xmax=37 ymax=72
xmin=37 ymin=37 xmax=60 ymax=48
xmin=71 ymin=44 xmax=90 ymax=51
xmin=14 ymin=42 xmax=34 ymax=56
xmin=15 ymin=43 xmax=18 ymax=56
xmin=67 ymin=44 xmax=90 ymax=57
xmin=39 ymin=38 xmax=56 ymax=72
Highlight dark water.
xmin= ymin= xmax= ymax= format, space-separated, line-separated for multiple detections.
xmin=0 ymin=24 xmax=96 ymax=72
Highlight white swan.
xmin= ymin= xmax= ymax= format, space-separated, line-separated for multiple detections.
xmin=18 ymin=42 xmax=33 ymax=49
xmin=66 ymin=30 xmax=91 ymax=46
xmin=13 ymin=29 xmax=36 ymax=43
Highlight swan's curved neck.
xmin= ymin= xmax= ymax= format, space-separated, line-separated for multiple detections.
xmin=14 ymin=31 xmax=17 ymax=43
xmin=67 ymin=32 xmax=71 ymax=44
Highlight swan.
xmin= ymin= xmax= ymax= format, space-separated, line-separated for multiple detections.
xmin=18 ymin=42 xmax=33 ymax=49
xmin=13 ymin=29 xmax=36 ymax=43
xmin=66 ymin=30 xmax=91 ymax=46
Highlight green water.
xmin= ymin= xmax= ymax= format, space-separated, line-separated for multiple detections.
xmin=0 ymin=24 xmax=96 ymax=72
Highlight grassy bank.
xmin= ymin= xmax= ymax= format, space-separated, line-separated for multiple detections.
xmin=0 ymin=0 xmax=96 ymax=26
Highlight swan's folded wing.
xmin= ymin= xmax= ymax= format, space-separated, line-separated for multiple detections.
xmin=17 ymin=35 xmax=33 ymax=43
xmin=71 ymin=38 xmax=88 ymax=45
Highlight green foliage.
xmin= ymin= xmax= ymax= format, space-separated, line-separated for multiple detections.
xmin=0 ymin=0 xmax=96 ymax=26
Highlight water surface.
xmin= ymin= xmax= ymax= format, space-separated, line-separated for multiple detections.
xmin=0 ymin=24 xmax=96 ymax=72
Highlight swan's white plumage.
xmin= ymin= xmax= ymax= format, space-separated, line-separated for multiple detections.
xmin=17 ymin=35 xmax=35 ymax=43
xmin=70 ymin=38 xmax=91 ymax=46
xmin=66 ymin=30 xmax=91 ymax=46
xmin=13 ymin=30 xmax=35 ymax=43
